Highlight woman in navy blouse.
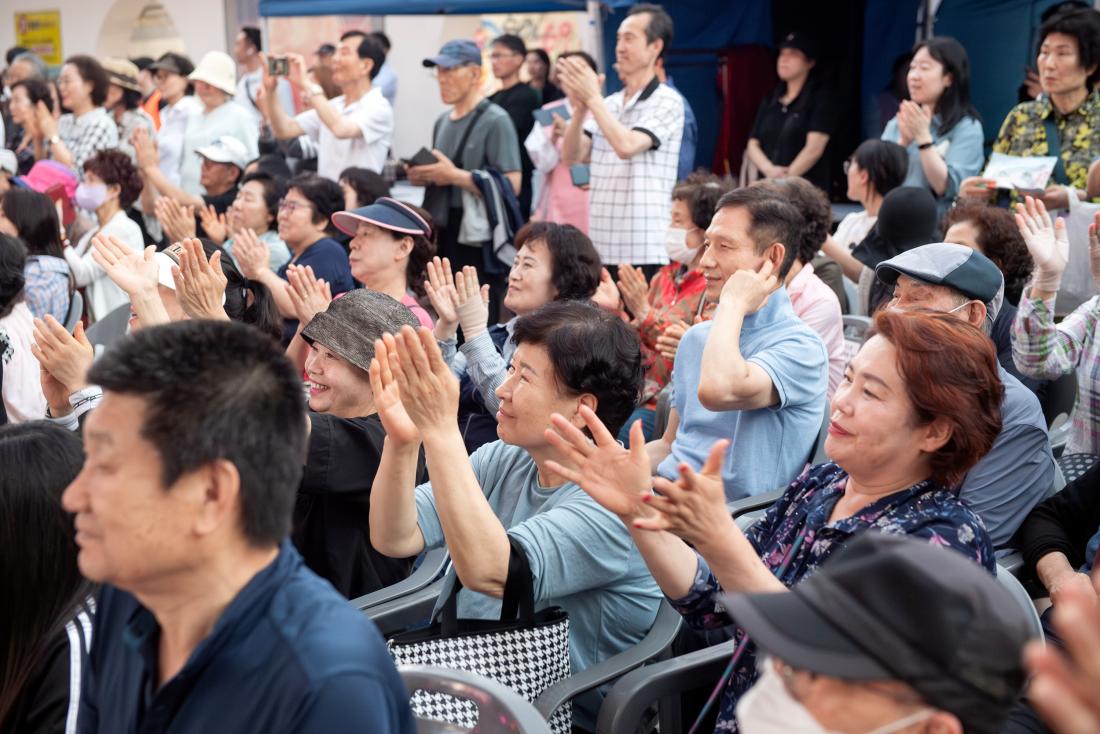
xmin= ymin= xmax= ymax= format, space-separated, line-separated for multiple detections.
xmin=546 ymin=309 xmax=1003 ymax=732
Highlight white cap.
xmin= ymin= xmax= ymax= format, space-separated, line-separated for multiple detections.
xmin=0 ymin=149 xmax=17 ymax=176
xmin=188 ymin=51 xmax=237 ymax=95
xmin=195 ymin=136 xmax=249 ymax=171
xmin=154 ymin=243 xmax=227 ymax=304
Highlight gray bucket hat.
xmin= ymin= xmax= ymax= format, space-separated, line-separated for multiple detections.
xmin=301 ymin=289 xmax=419 ymax=373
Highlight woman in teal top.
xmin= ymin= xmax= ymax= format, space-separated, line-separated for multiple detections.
xmin=882 ymin=37 xmax=984 ymax=206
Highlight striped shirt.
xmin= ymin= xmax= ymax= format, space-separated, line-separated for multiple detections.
xmin=1012 ymin=293 xmax=1100 ymax=455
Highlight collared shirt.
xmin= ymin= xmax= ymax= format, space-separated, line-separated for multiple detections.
xmin=295 ymin=87 xmax=393 ymax=179
xmin=661 ymin=287 xmax=828 ymax=499
xmin=635 ymin=263 xmax=715 ymax=405
xmin=57 ymin=107 xmax=119 ymax=177
xmin=669 ymin=462 xmax=995 ymax=733
xmin=1012 ymin=293 xmax=1100 ymax=455
xmin=77 ymin=540 xmax=414 ymax=734
xmin=440 ymin=317 xmax=517 ymax=416
xmin=24 ymin=255 xmax=71 ymax=322
xmin=179 ymin=102 xmax=259 ymax=195
xmin=993 ymin=91 xmax=1100 ymax=191
xmin=157 ymin=96 xmax=203 ymax=187
xmin=786 ymin=263 xmax=845 ymax=399
xmin=882 ymin=113 xmax=984 ymax=202
xmin=585 ymin=77 xmax=684 ymax=266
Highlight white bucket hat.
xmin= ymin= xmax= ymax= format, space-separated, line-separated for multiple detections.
xmin=188 ymin=51 xmax=237 ymax=96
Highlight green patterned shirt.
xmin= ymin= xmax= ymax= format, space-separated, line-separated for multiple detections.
xmin=992 ymin=92 xmax=1100 ymax=190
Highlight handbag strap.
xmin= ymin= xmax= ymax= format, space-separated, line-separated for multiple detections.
xmin=1043 ymin=116 xmax=1070 ymax=186
xmin=439 ymin=535 xmax=536 ymax=636
xmin=449 ymin=100 xmax=489 ymax=171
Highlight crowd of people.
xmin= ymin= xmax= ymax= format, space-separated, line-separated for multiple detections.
xmin=2 ymin=3 xmax=1100 ymax=734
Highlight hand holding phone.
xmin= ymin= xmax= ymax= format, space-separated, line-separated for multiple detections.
xmin=533 ymin=104 xmax=571 ymax=127
xmin=403 ymin=147 xmax=439 ymax=167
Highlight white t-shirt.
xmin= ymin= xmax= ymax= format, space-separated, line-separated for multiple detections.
xmin=0 ymin=302 xmax=46 ymax=422
xmin=833 ymin=210 xmax=877 ymax=249
xmin=295 ymin=86 xmax=393 ymax=180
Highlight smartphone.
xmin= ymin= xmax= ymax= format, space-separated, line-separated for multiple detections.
xmin=268 ymin=56 xmax=289 ymax=76
xmin=533 ymin=104 xmax=571 ymax=127
xmin=569 ymin=163 xmax=590 ymax=187
xmin=45 ymin=183 xmax=75 ymax=228
xmin=402 ymin=147 xmax=438 ymax=167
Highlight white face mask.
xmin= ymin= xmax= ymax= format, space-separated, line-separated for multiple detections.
xmin=737 ymin=659 xmax=933 ymax=734
xmin=663 ymin=226 xmax=698 ymax=264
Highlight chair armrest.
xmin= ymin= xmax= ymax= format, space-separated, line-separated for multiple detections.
xmin=367 ymin=577 xmax=445 ymax=636
xmin=351 ymin=549 xmax=449 ymax=612
xmin=726 ymin=488 xmax=784 ymax=518
xmin=999 ymin=551 xmax=1025 ymax=579
xmin=533 ymin=600 xmax=682 ymax=719
xmin=595 ymin=640 xmax=735 ymax=734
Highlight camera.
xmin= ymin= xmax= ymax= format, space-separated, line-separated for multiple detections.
xmin=268 ymin=56 xmax=289 ymax=76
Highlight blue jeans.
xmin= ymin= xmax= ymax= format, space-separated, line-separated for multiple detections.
xmin=618 ymin=407 xmax=656 ymax=445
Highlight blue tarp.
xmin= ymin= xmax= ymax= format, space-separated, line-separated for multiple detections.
xmin=259 ymin=0 xmax=635 ymax=16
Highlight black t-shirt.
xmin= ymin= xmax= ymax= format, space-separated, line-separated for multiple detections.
xmin=750 ymin=80 xmax=836 ymax=189
xmin=489 ymin=82 xmax=540 ymax=217
xmin=197 ymin=184 xmax=240 ymax=240
xmin=293 ymin=412 xmax=426 ymax=599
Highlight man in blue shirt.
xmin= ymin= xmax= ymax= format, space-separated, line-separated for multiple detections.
xmin=647 ymin=186 xmax=829 ymax=499
xmin=875 ymin=242 xmax=1055 ymax=550
xmin=62 ymin=320 xmax=413 ymax=734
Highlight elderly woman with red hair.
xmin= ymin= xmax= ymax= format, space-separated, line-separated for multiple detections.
xmin=546 ymin=309 xmax=1003 ymax=732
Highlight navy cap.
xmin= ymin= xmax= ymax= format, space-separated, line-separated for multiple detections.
xmin=423 ymin=39 xmax=482 ymax=69
xmin=780 ymin=31 xmax=819 ymax=61
xmin=876 ymin=243 xmax=1004 ymax=321
xmin=331 ymin=197 xmax=433 ymax=239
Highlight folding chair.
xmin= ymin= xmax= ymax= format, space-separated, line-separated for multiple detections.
xmin=353 ymin=548 xmax=449 ymax=613
xmin=996 ymin=563 xmax=1044 ymax=643
xmin=85 ymin=304 xmax=131 ymax=353
xmin=400 ymin=665 xmax=552 ymax=734
xmin=63 ymin=290 xmax=83 ymax=331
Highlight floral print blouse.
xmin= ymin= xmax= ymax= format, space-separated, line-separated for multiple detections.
xmin=992 ymin=92 xmax=1100 ymax=191
xmin=667 ymin=462 xmax=995 ymax=732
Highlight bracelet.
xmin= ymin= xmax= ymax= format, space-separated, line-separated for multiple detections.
xmin=917 ymin=140 xmax=934 ymax=150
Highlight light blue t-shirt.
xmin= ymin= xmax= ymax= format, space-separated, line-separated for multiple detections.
xmin=881 ymin=114 xmax=984 ymax=203
xmin=414 ymin=440 xmax=662 ymax=728
xmin=659 ymin=287 xmax=828 ymax=500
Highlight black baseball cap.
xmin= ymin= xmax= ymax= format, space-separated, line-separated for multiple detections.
xmin=147 ymin=52 xmax=194 ymax=77
xmin=780 ymin=31 xmax=819 ymax=61
xmin=721 ymin=533 xmax=1032 ymax=734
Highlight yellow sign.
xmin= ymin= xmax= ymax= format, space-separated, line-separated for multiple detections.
xmin=14 ymin=11 xmax=62 ymax=67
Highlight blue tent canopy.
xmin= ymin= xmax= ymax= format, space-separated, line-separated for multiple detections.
xmin=259 ymin=0 xmax=635 ymax=16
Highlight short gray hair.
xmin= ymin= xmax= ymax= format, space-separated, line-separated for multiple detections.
xmin=11 ymin=52 xmax=47 ymax=80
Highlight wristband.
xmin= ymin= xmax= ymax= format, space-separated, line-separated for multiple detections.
xmin=917 ymin=141 xmax=934 ymax=150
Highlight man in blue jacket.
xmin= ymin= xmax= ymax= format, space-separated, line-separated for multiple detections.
xmin=62 ymin=320 xmax=413 ymax=734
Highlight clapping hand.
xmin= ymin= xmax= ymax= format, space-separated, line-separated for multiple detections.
xmin=131 ymin=126 xmax=159 ymax=170
xmin=616 ymin=264 xmax=650 ymax=320
xmin=171 ymin=238 xmax=229 ymax=321
xmin=453 ymin=266 xmax=490 ymax=340
xmin=154 ymin=196 xmax=196 ymax=242
xmin=639 ymin=440 xmax=735 ymax=548
xmin=31 ymin=316 xmax=93 ymax=415
xmin=897 ymin=100 xmax=933 ymax=146
xmin=556 ymin=56 xmax=603 ymax=107
xmin=656 ymin=320 xmax=689 ymax=360
xmin=35 ymin=101 xmax=57 ymax=141
xmin=424 ymin=256 xmax=460 ymax=339
xmin=233 ymin=228 xmax=271 ymax=279
xmin=386 ymin=325 xmax=461 ymax=438
xmin=91 ymin=236 xmax=159 ymax=298
xmin=285 ymin=264 xmax=331 ymax=326
xmin=369 ymin=333 xmax=421 ymax=446
xmin=199 ymin=204 xmax=229 ymax=244
xmin=1087 ymin=211 xmax=1100 ymax=293
xmin=591 ymin=267 xmax=622 ymax=312
xmin=1015 ymin=195 xmax=1069 ymax=296
xmin=543 ymin=407 xmax=652 ymax=521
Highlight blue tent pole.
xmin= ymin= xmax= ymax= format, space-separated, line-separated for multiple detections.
xmin=587 ymin=0 xmax=605 ymax=76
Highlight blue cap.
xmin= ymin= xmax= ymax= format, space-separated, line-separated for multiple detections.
xmin=331 ymin=197 xmax=433 ymax=239
xmin=423 ymin=39 xmax=482 ymax=69
xmin=875 ymin=242 xmax=1005 ymax=323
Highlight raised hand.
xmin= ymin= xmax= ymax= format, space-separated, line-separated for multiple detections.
xmin=131 ymin=126 xmax=159 ymax=170
xmin=656 ymin=320 xmax=688 ymax=361
xmin=31 ymin=316 xmax=94 ymax=404
xmin=233 ymin=228 xmax=271 ymax=280
xmin=637 ymin=440 xmax=736 ymax=548
xmin=171 ymin=238 xmax=229 ymax=320
xmin=199 ymin=204 xmax=229 ymax=244
xmin=386 ymin=325 xmax=461 ymax=437
xmin=616 ymin=264 xmax=650 ymax=320
xmin=453 ymin=266 xmax=490 ymax=340
xmin=543 ymin=406 xmax=652 ymax=521
xmin=370 ymin=333 xmax=420 ymax=446
xmin=285 ymin=264 xmax=331 ymax=326
xmin=1088 ymin=211 xmax=1100 ymax=293
xmin=719 ymin=259 xmax=779 ymax=314
xmin=424 ymin=256 xmax=460 ymax=339
xmin=591 ymin=266 xmax=622 ymax=312
xmin=154 ymin=196 xmax=196 ymax=242
xmin=35 ymin=101 xmax=57 ymax=140
xmin=91 ymin=236 xmax=159 ymax=298
xmin=1016 ymin=195 xmax=1069 ymax=296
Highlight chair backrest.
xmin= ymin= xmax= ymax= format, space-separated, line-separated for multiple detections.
xmin=810 ymin=406 xmax=831 ymax=466
xmin=353 ymin=547 xmax=449 ymax=612
xmin=995 ymin=563 xmax=1044 ymax=643
xmin=841 ymin=314 xmax=872 ymax=362
xmin=63 ymin=290 xmax=84 ymax=331
xmin=400 ymin=665 xmax=552 ymax=734
xmin=85 ymin=303 xmax=131 ymax=352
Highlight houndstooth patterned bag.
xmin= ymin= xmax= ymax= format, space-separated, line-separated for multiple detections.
xmin=388 ymin=540 xmax=572 ymax=734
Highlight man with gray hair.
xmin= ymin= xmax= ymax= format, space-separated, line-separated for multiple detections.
xmin=875 ymin=242 xmax=1054 ymax=549
xmin=293 ymin=288 xmax=427 ymax=599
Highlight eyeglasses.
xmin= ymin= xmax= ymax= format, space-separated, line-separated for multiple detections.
xmin=489 ymin=52 xmax=520 ymax=60
xmin=56 ymin=75 xmax=81 ymax=87
xmin=278 ymin=198 xmax=312 ymax=213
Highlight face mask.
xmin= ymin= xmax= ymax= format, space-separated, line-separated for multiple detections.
xmin=664 ymin=227 xmax=698 ymax=264
xmin=75 ymin=182 xmax=109 ymax=211
xmin=737 ymin=659 xmax=933 ymax=734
